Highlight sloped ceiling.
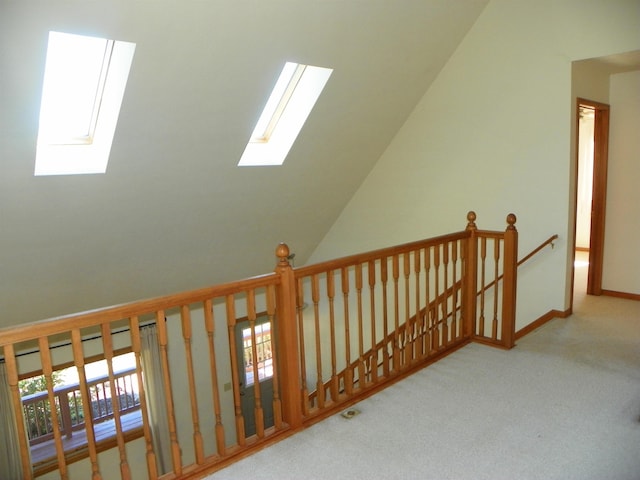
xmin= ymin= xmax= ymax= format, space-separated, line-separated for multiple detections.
xmin=0 ymin=1 xmax=488 ymax=324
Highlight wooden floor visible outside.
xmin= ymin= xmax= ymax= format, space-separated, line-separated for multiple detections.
xmin=31 ymin=409 xmax=143 ymax=474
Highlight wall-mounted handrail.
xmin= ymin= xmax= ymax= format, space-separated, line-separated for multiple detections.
xmin=517 ymin=234 xmax=558 ymax=267
xmin=476 ymin=233 xmax=559 ymax=296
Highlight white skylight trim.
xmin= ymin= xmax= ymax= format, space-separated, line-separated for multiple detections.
xmin=35 ymin=31 xmax=135 ymax=176
xmin=238 ymin=62 xmax=332 ymax=167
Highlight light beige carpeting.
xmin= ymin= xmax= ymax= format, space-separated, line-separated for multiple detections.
xmin=209 ymin=253 xmax=640 ymax=480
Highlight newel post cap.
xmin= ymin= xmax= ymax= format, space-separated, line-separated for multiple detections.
xmin=506 ymin=213 xmax=517 ymax=231
xmin=466 ymin=211 xmax=477 ymax=231
xmin=276 ymin=242 xmax=291 ymax=266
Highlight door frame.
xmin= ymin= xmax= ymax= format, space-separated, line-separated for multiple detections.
xmin=573 ymin=98 xmax=610 ymax=300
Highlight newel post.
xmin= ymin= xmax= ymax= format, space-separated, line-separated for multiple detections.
xmin=274 ymin=243 xmax=303 ymax=429
xmin=463 ymin=211 xmax=478 ymax=339
xmin=501 ymin=214 xmax=518 ymax=349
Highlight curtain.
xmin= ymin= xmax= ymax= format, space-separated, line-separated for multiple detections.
xmin=0 ymin=362 xmax=29 ymax=480
xmin=140 ymin=325 xmax=171 ymax=475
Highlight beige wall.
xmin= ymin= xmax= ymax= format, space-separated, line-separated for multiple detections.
xmin=310 ymin=0 xmax=640 ymax=328
xmin=602 ymin=70 xmax=640 ymax=295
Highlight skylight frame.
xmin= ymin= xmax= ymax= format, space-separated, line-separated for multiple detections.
xmin=34 ymin=31 xmax=136 ymax=176
xmin=250 ymin=63 xmax=306 ymax=144
xmin=238 ymin=61 xmax=332 ymax=167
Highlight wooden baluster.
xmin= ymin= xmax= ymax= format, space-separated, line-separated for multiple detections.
xmin=128 ymin=316 xmax=159 ymax=479
xmin=38 ymin=336 xmax=68 ymax=479
xmin=100 ymin=324 xmax=131 ymax=479
xmin=424 ymin=247 xmax=432 ymax=355
xmin=203 ymin=299 xmax=226 ymax=455
xmin=391 ymin=254 xmax=400 ymax=372
xmin=180 ymin=305 xmax=204 ymax=462
xmin=402 ymin=252 xmax=411 ymax=368
xmin=266 ymin=285 xmax=283 ymax=428
xmin=355 ymin=263 xmax=365 ymax=389
xmin=3 ymin=344 xmax=33 ymax=480
xmin=155 ymin=310 xmax=182 ymax=474
xmin=451 ymin=240 xmax=459 ymax=341
xmin=246 ymin=291 xmax=265 ymax=438
xmin=501 ymin=214 xmax=518 ymax=349
xmin=414 ymin=249 xmax=424 ymax=360
xmin=380 ymin=257 xmax=390 ymax=376
xmin=340 ymin=267 xmax=353 ymax=396
xmin=492 ymin=238 xmax=501 ymax=340
xmin=225 ymin=296 xmax=245 ymax=446
xmin=311 ymin=274 xmax=324 ymax=409
xmin=432 ymin=245 xmax=441 ymax=350
xmin=296 ymin=278 xmax=310 ymax=416
xmin=71 ymin=329 xmax=102 ymax=480
xmin=367 ymin=260 xmax=378 ymax=383
xmin=442 ymin=242 xmax=450 ymax=346
xmin=479 ymin=236 xmax=487 ymax=338
xmin=463 ymin=212 xmax=478 ymax=340
xmin=326 ymin=271 xmax=339 ymax=402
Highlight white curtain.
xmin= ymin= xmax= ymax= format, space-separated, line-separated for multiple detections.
xmin=140 ymin=325 xmax=171 ymax=475
xmin=0 ymin=362 xmax=29 ymax=480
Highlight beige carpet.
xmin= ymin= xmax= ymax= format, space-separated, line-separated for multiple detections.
xmin=209 ymin=253 xmax=640 ymax=480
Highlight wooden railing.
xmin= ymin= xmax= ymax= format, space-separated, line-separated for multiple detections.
xmin=22 ymin=368 xmax=140 ymax=446
xmin=0 ymin=211 xmax=523 ymax=480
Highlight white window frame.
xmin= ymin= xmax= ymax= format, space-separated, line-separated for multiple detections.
xmin=238 ymin=62 xmax=332 ymax=167
xmin=35 ymin=32 xmax=136 ymax=176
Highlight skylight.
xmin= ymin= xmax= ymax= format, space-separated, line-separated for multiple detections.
xmin=35 ymin=31 xmax=135 ymax=176
xmin=238 ymin=62 xmax=332 ymax=166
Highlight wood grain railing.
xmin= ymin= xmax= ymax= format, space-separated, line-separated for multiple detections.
xmin=0 ymin=211 xmax=524 ymax=480
xmin=306 ymin=229 xmax=558 ymax=408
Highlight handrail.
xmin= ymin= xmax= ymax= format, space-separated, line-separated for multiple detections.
xmin=293 ymin=231 xmax=470 ymax=277
xmin=0 ymin=272 xmax=280 ymax=348
xmin=517 ymin=234 xmax=558 ymax=267
xmin=477 ymin=234 xmax=558 ymax=295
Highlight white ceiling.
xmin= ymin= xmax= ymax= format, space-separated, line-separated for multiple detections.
xmin=1 ymin=1 xmax=490 ymax=323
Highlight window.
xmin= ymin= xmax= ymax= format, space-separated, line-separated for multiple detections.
xmin=238 ymin=62 xmax=333 ymax=166
xmin=35 ymin=31 xmax=136 ymax=176
xmin=20 ymin=352 xmax=142 ymax=472
xmin=240 ymin=322 xmax=273 ymax=386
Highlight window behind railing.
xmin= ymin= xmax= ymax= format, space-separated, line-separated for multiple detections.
xmin=20 ymin=353 xmax=140 ymax=447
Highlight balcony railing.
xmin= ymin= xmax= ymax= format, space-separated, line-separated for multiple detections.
xmin=21 ymin=368 xmax=140 ymax=446
xmin=0 ymin=211 xmax=558 ymax=480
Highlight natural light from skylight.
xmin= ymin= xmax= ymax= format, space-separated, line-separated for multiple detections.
xmin=238 ymin=62 xmax=332 ymax=166
xmin=35 ymin=31 xmax=135 ymax=176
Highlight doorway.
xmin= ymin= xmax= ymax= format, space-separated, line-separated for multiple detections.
xmin=235 ymin=315 xmax=275 ymax=437
xmin=574 ymin=98 xmax=610 ymax=299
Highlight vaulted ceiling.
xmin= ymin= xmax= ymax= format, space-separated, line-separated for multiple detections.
xmin=0 ymin=1 xmax=489 ymax=323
